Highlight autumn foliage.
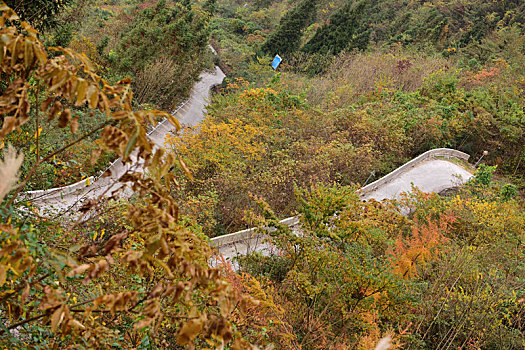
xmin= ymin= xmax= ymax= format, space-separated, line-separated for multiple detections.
xmin=225 ymin=179 xmax=525 ymax=348
xmin=0 ymin=4 xmax=252 ymax=348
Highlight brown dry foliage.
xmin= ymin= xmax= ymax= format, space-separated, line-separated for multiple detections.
xmin=0 ymin=3 xmax=255 ymax=348
xmin=313 ymin=50 xmax=452 ymax=109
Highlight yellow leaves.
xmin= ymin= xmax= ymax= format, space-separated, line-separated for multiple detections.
xmin=166 ymin=112 xmax=181 ymax=130
xmin=75 ymin=78 xmax=88 ymax=106
xmin=0 ymin=4 xmax=248 ymax=347
xmin=166 ymin=119 xmax=266 ymax=176
xmin=23 ymin=38 xmax=33 ymax=69
xmin=48 ymin=69 xmax=70 ymax=92
xmin=238 ymin=87 xmax=277 ymax=100
xmin=33 ymin=127 xmax=42 ymax=138
xmin=88 ymin=86 xmax=99 ymax=109
xmin=68 ymin=319 xmax=85 ymax=330
xmin=446 ymin=195 xmax=525 ymax=244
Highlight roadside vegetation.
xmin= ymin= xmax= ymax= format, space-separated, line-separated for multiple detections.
xmin=1 ymin=0 xmax=525 ymax=348
xmin=4 ymin=0 xmax=214 ymax=190
xmin=0 ymin=4 xmax=250 ymax=348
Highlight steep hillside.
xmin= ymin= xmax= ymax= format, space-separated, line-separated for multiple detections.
xmin=1 ymin=0 xmax=525 ymax=349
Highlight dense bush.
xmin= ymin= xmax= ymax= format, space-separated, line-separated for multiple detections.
xmin=166 ymin=83 xmax=383 ymax=235
xmin=3 ymin=0 xmax=73 ymax=31
xmin=167 ymin=48 xmax=525 ymax=235
xmin=261 ymin=0 xmax=317 ymax=56
xmin=114 ymin=0 xmax=212 ymax=109
xmin=302 ymin=0 xmax=370 ymax=55
xmin=229 ymin=176 xmax=525 ymax=348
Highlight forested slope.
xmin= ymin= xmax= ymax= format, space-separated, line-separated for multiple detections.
xmin=1 ymin=0 xmax=525 ymax=349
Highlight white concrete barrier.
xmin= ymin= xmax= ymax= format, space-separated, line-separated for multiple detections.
xmin=19 ymin=100 xmax=190 ymax=203
xmin=22 ymin=176 xmax=95 ymax=201
xmin=210 ymin=216 xmax=299 ymax=247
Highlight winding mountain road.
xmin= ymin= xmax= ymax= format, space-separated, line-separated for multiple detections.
xmin=24 ymin=61 xmax=475 ymax=268
xmin=25 ymin=66 xmax=225 ymax=213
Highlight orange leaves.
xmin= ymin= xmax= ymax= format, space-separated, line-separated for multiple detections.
xmin=470 ymin=67 xmax=501 ymax=85
xmin=389 ymin=214 xmax=455 ymax=278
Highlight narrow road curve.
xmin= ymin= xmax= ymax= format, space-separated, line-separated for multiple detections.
xmin=212 ymin=151 xmax=474 ymax=265
xmin=27 ymin=66 xmax=225 ymax=213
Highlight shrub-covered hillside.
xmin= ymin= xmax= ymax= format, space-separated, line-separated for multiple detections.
xmin=2 ymin=0 xmax=214 ymax=190
xmin=212 ymin=0 xmax=525 ymax=76
xmin=1 ymin=0 xmax=525 ymax=349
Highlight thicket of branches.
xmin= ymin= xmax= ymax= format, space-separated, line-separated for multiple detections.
xmin=0 ymin=3 xmax=254 ymax=348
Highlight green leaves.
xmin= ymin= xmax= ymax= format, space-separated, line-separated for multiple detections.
xmin=124 ymin=129 xmax=139 ymax=160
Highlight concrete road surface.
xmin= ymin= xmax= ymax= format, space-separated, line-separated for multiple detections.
xmin=361 ymin=158 xmax=472 ymax=202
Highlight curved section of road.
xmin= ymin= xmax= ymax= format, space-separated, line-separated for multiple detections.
xmin=26 ymin=66 xmax=225 ymax=213
xmin=211 ymin=148 xmax=474 ymax=265
xmin=360 ymin=148 xmax=472 ymax=201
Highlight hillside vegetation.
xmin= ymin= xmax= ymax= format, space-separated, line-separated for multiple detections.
xmin=0 ymin=0 xmax=525 ymax=349
xmin=3 ymin=0 xmax=214 ymax=190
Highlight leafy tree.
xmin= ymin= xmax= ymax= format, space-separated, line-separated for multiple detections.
xmin=261 ymin=0 xmax=318 ymax=56
xmin=115 ymin=0 xmax=211 ymax=108
xmin=232 ymin=183 xmax=525 ymax=348
xmin=302 ymin=0 xmax=370 ymax=55
xmin=0 ymin=5 xmax=253 ymax=348
xmin=203 ymin=0 xmax=218 ymax=15
xmin=4 ymin=0 xmax=72 ymax=31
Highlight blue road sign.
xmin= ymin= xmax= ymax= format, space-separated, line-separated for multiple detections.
xmin=271 ymin=55 xmax=282 ymax=70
